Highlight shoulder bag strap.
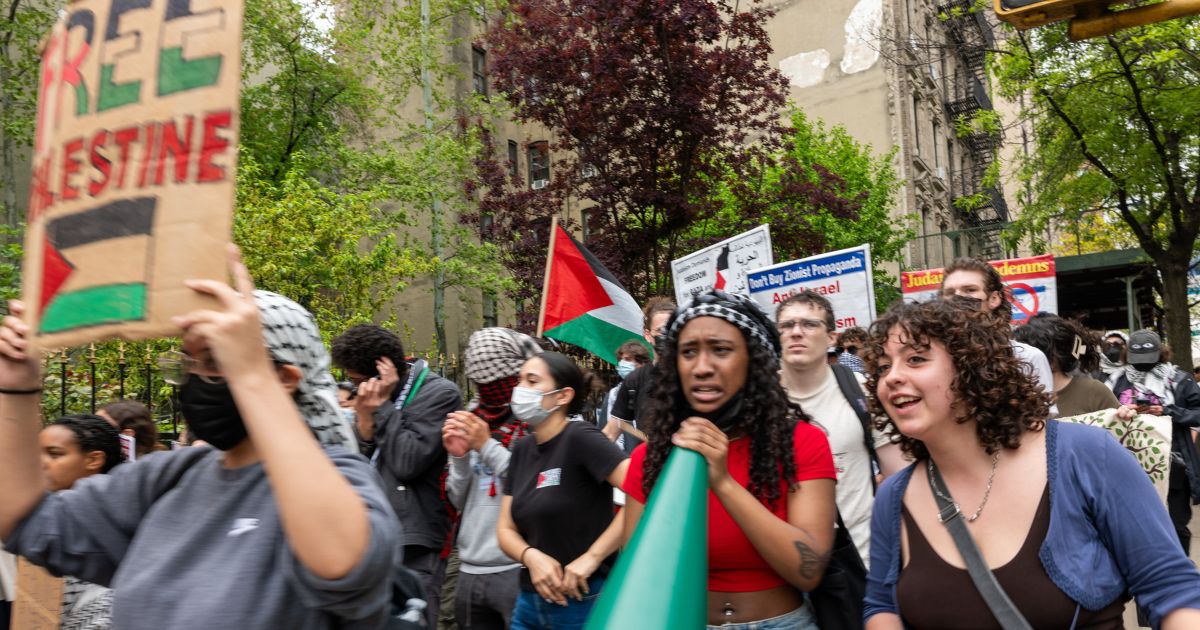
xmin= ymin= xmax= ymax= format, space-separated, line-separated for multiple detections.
xmin=927 ymin=463 xmax=1033 ymax=630
xmin=831 ymin=364 xmax=880 ymax=487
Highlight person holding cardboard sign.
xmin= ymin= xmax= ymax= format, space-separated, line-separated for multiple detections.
xmin=0 ymin=246 xmax=400 ymax=629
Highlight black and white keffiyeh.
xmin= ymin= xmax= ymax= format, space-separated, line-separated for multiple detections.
xmin=253 ymin=290 xmax=354 ymax=448
xmin=666 ymin=290 xmax=780 ymax=360
xmin=463 ymin=327 xmax=542 ymax=384
xmin=60 ymin=576 xmax=113 ymax=630
xmin=1123 ymin=362 xmax=1180 ymax=407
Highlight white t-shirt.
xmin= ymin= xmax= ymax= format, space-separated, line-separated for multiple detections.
xmin=1012 ymin=339 xmax=1058 ymax=417
xmin=786 ymin=368 xmax=889 ymax=569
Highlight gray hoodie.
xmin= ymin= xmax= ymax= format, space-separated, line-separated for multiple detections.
xmin=447 ymin=439 xmax=521 ymax=574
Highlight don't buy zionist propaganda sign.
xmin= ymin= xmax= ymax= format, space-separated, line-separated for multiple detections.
xmin=22 ymin=0 xmax=243 ymax=349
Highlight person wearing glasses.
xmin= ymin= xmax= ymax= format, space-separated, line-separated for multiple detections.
xmin=621 ymin=290 xmax=837 ymax=629
xmin=0 ymin=247 xmax=399 ymax=629
xmin=863 ymin=298 xmax=1200 ymax=629
xmin=775 ymin=291 xmax=904 ymax=570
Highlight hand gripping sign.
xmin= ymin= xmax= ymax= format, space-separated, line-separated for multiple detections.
xmin=22 ymin=0 xmax=243 ymax=349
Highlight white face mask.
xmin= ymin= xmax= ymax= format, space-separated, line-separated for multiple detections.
xmin=616 ymin=360 xmax=637 ymax=379
xmin=510 ymin=386 xmax=562 ymax=426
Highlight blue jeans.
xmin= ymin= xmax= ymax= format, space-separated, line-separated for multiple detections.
xmin=510 ymin=576 xmax=605 ymax=630
xmin=706 ymin=601 xmax=818 ymax=630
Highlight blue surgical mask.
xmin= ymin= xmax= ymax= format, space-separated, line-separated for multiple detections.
xmin=341 ymin=408 xmax=356 ymax=424
xmin=510 ymin=386 xmax=562 ymax=426
xmin=616 ymin=360 xmax=637 ymax=379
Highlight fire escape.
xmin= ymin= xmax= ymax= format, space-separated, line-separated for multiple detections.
xmin=940 ymin=0 xmax=1007 ymax=259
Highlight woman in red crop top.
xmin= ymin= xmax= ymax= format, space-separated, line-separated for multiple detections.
xmin=621 ymin=290 xmax=837 ymax=629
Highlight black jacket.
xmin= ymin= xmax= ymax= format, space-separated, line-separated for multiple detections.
xmin=1110 ymin=369 xmax=1200 ymax=503
xmin=364 ymin=371 xmax=463 ymax=549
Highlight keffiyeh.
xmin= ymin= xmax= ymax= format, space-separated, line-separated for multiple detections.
xmin=253 ymin=290 xmax=354 ymax=448
xmin=463 ymin=327 xmax=542 ymax=384
xmin=666 ymin=290 xmax=780 ymax=360
xmin=1123 ymin=362 xmax=1180 ymax=407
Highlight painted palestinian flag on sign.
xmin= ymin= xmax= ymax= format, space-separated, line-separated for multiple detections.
xmin=38 ymin=198 xmax=157 ymax=334
xmin=539 ymin=223 xmax=648 ymax=365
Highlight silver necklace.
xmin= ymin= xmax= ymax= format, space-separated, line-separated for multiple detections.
xmin=927 ymin=451 xmax=1000 ymax=523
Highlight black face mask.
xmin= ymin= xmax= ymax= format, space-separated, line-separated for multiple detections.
xmin=844 ymin=345 xmax=859 ymax=355
xmin=1131 ymin=362 xmax=1158 ymax=373
xmin=180 ymin=374 xmax=248 ymax=451
xmin=678 ymin=389 xmax=746 ymax=433
xmin=1103 ymin=346 xmax=1123 ymax=363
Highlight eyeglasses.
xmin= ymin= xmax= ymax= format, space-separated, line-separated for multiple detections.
xmin=157 ymin=351 xmax=223 ymax=385
xmin=776 ymin=318 xmax=828 ymax=333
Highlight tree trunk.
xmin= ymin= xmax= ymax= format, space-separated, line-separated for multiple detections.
xmin=1157 ymin=256 xmax=1194 ymax=371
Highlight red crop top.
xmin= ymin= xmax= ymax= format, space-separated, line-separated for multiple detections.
xmin=622 ymin=420 xmax=835 ymax=592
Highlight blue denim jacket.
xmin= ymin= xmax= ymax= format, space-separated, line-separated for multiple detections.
xmin=864 ymin=420 xmax=1200 ymax=629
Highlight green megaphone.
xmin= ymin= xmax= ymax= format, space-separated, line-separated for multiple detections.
xmin=585 ymin=447 xmax=709 ymax=629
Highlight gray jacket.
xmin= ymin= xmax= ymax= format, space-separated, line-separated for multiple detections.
xmin=447 ymin=440 xmax=521 ymax=573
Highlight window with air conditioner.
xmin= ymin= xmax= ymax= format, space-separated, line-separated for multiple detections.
xmin=529 ymin=141 xmax=550 ymax=189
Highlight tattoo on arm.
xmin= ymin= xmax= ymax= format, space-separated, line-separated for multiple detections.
xmin=794 ymin=540 xmax=830 ymax=580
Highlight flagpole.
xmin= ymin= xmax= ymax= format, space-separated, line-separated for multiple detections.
xmin=536 ymin=216 xmax=558 ymax=338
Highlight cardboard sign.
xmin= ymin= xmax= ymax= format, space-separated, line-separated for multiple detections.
xmin=671 ymin=225 xmax=773 ymax=305
xmin=21 ymin=0 xmax=244 ymax=349
xmin=746 ymin=244 xmax=876 ymax=331
xmin=119 ymin=432 xmax=137 ymax=462
xmin=12 ymin=558 xmax=64 ymax=630
xmin=901 ymin=254 xmax=1058 ymax=324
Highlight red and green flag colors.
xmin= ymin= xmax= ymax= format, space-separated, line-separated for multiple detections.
xmin=39 ymin=198 xmax=157 ymax=335
xmin=585 ymin=448 xmax=709 ymax=629
xmin=537 ymin=218 xmax=647 ymax=365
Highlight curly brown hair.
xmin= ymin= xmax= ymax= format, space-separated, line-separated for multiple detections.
xmin=863 ymin=297 xmax=1051 ymax=461
xmin=640 ymin=315 xmax=800 ymax=510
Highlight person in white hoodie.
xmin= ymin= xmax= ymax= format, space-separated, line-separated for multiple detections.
xmin=444 ymin=328 xmax=542 ymax=629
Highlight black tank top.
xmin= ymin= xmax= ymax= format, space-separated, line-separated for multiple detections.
xmin=896 ymin=485 xmax=1126 ymax=629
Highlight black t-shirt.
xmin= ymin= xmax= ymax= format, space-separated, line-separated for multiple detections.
xmin=503 ymin=421 xmax=626 ymax=591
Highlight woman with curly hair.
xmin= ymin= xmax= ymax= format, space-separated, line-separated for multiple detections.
xmin=620 ymin=290 xmax=836 ymax=629
xmin=863 ymin=298 xmax=1200 ymax=629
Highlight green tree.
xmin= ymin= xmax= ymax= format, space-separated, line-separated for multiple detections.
xmin=693 ymin=110 xmax=911 ymax=310
xmin=995 ymin=18 xmax=1200 ymax=369
xmin=0 ymin=0 xmax=53 ymax=227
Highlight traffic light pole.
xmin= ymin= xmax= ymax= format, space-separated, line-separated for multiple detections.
xmin=1069 ymin=0 xmax=1200 ymax=40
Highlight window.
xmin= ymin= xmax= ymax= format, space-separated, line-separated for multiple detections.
xmin=933 ymin=121 xmax=941 ymax=168
xmin=472 ymin=47 xmax=487 ymax=97
xmin=946 ymin=140 xmax=955 ymax=191
xmin=911 ymin=95 xmax=921 ymax=157
xmin=528 ymin=141 xmax=550 ymax=187
xmin=507 ymin=140 xmax=518 ymax=178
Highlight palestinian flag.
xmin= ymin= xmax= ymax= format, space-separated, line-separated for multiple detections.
xmin=538 ymin=221 xmax=647 ymax=365
xmin=38 ymin=198 xmax=156 ymax=334
xmin=714 ymin=245 xmax=730 ymax=291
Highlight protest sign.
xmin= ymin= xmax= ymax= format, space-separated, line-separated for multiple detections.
xmin=671 ymin=225 xmax=773 ymax=305
xmin=746 ymin=244 xmax=875 ymax=331
xmin=12 ymin=557 xmax=64 ymax=630
xmin=21 ymin=0 xmax=244 ymax=349
xmin=901 ymin=254 xmax=1058 ymax=324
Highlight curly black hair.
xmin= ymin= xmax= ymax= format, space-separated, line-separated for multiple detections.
xmin=330 ymin=324 xmax=408 ymax=379
xmin=863 ymin=297 xmax=1051 ymax=461
xmin=641 ymin=312 xmax=800 ymax=510
xmin=1013 ymin=313 xmax=1101 ymax=375
xmin=51 ymin=414 xmax=124 ymax=473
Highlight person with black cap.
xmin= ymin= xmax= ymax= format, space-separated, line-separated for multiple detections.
xmin=1107 ymin=329 xmax=1200 ymax=553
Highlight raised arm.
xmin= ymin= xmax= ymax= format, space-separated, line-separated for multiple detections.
xmin=173 ymin=246 xmax=371 ymax=581
xmin=0 ymin=301 xmax=47 ymax=539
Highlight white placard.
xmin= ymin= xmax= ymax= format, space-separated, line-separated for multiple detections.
xmin=671 ymin=225 xmax=773 ymax=305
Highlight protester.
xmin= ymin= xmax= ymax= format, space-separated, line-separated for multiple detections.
xmin=836 ymin=326 xmax=868 ymax=374
xmin=443 ymin=327 xmax=542 ymax=629
xmin=331 ymin=324 xmax=462 ymax=625
xmin=1095 ymin=330 xmax=1128 ymax=380
xmin=607 ymin=297 xmax=676 ymax=454
xmin=862 ymin=298 xmax=1200 ymax=629
xmin=622 ymin=290 xmax=836 ymax=629
xmin=0 ymin=248 xmax=398 ymax=628
xmin=1105 ymin=329 xmax=1200 ymax=554
xmin=939 ymin=257 xmax=1056 ymax=415
xmin=497 ymin=351 xmax=629 ymax=630
xmin=0 ymin=550 xmax=12 ymax=629
xmin=40 ymin=414 xmax=124 ymax=629
xmin=1012 ymin=313 xmax=1127 ymax=417
xmin=97 ymin=400 xmax=162 ymax=458
xmin=774 ymin=291 xmax=903 ymax=569
xmin=602 ymin=340 xmax=650 ymax=445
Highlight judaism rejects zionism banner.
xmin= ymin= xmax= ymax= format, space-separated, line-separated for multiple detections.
xmin=21 ymin=0 xmax=243 ymax=349
xmin=901 ymin=254 xmax=1058 ymax=325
